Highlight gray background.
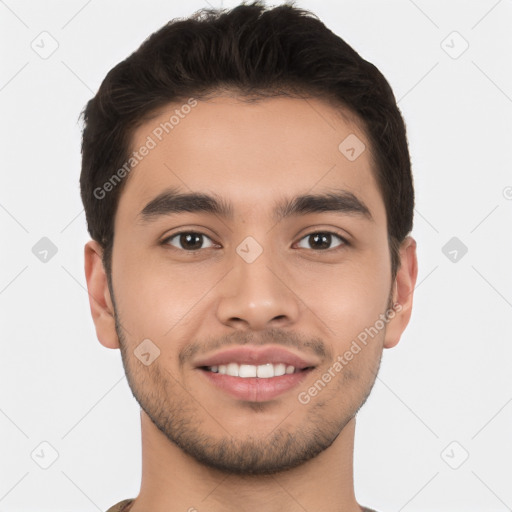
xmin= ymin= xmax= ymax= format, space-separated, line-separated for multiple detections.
xmin=1 ymin=0 xmax=511 ymax=510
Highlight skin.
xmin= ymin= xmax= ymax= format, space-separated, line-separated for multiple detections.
xmin=84 ymin=96 xmax=418 ymax=512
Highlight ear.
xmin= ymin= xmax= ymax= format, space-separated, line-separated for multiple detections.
xmin=383 ymin=236 xmax=418 ymax=349
xmin=84 ymin=240 xmax=120 ymax=349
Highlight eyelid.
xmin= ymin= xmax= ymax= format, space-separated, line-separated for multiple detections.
xmin=160 ymin=228 xmax=350 ymax=252
xmin=294 ymin=230 xmax=349 ymax=250
xmin=160 ymin=225 xmax=219 ymax=242
xmin=161 ymin=230 xmax=218 ymax=250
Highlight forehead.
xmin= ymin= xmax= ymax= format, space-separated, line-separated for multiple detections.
xmin=117 ymin=96 xmax=385 ymax=223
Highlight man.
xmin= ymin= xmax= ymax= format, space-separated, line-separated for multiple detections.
xmin=80 ymin=2 xmax=418 ymax=511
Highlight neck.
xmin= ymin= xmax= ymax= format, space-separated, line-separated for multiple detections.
xmin=130 ymin=411 xmax=362 ymax=512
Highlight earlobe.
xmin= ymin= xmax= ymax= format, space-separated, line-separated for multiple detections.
xmin=84 ymin=240 xmax=120 ymax=349
xmin=383 ymin=236 xmax=418 ymax=349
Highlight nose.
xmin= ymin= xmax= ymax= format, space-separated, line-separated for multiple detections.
xmin=215 ymin=245 xmax=301 ymax=331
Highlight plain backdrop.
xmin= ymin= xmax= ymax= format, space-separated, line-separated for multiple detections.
xmin=1 ymin=1 xmax=511 ymax=511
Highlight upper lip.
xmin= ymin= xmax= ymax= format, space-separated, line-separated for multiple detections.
xmin=193 ymin=345 xmax=320 ymax=370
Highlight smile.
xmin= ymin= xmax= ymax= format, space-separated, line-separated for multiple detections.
xmin=204 ymin=362 xmax=308 ymax=378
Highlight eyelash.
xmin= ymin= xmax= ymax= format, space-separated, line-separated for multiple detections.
xmin=161 ymin=230 xmax=349 ymax=253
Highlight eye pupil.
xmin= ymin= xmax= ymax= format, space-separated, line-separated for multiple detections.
xmin=310 ymin=233 xmax=331 ymax=249
xmin=181 ymin=233 xmax=203 ymax=250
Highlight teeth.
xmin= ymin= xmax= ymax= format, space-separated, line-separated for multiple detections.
xmin=226 ymin=362 xmax=238 ymax=377
xmin=208 ymin=363 xmax=300 ymax=378
xmin=239 ymin=364 xmax=257 ymax=377
xmin=256 ymin=363 xmax=274 ymax=378
xmin=273 ymin=363 xmax=286 ymax=376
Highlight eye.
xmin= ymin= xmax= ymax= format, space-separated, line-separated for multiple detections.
xmin=295 ymin=231 xmax=347 ymax=251
xmin=163 ymin=231 xmax=217 ymax=251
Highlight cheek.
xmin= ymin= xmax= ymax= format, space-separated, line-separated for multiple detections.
xmin=113 ymin=249 xmax=230 ymax=347
xmin=304 ymin=250 xmax=391 ymax=344
xmin=299 ymin=261 xmax=389 ymax=400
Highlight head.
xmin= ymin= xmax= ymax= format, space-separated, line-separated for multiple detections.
xmin=81 ymin=1 xmax=417 ymax=475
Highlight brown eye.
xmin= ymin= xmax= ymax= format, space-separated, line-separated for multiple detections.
xmin=164 ymin=232 xmax=215 ymax=251
xmin=296 ymin=232 xmax=347 ymax=251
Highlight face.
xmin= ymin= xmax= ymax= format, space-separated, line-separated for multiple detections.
xmin=86 ymin=95 xmax=416 ymax=475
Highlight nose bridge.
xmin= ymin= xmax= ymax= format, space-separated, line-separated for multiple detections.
xmin=237 ymin=240 xmax=279 ymax=294
xmin=215 ymin=235 xmax=300 ymax=330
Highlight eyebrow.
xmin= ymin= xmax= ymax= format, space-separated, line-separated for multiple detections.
xmin=138 ymin=187 xmax=373 ymax=224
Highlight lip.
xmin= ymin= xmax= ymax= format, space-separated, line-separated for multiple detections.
xmin=193 ymin=345 xmax=320 ymax=370
xmin=199 ymin=367 xmax=314 ymax=402
xmin=193 ymin=345 xmax=319 ymax=402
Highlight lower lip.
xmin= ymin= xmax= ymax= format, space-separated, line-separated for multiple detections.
xmin=199 ymin=368 xmax=313 ymax=402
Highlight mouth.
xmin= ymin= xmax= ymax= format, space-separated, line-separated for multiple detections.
xmin=200 ymin=362 xmax=313 ymax=378
xmin=193 ymin=346 xmax=319 ymax=402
